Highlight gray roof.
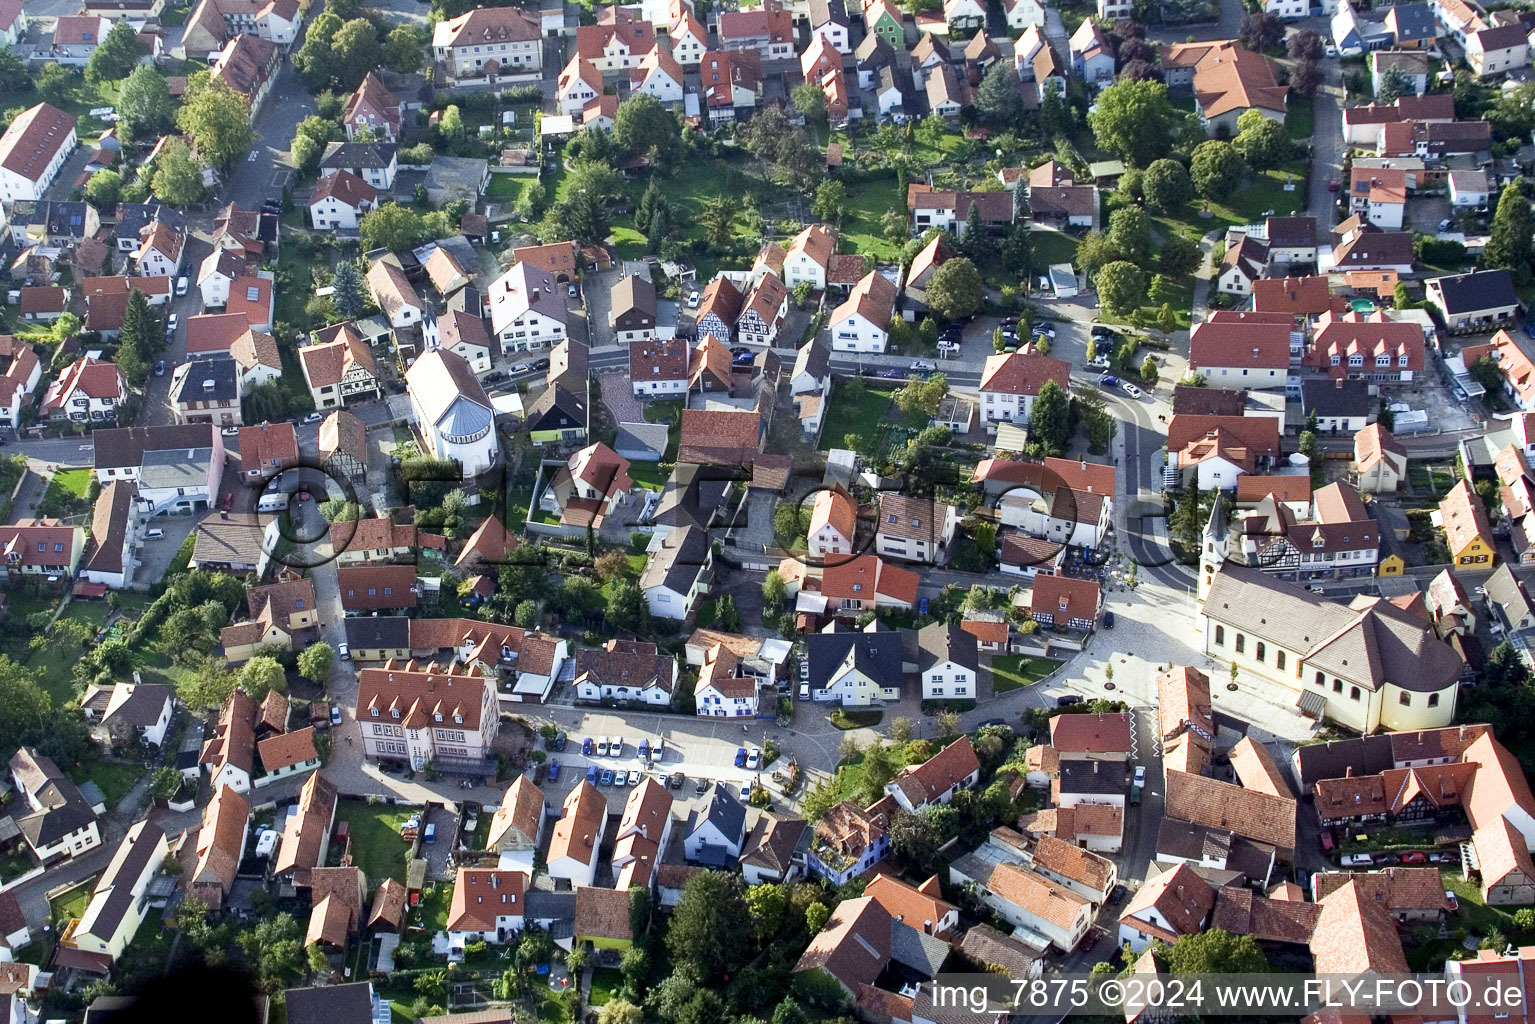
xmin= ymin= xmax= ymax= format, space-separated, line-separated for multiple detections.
xmin=1292 ymin=735 xmax=1396 ymax=789
xmin=17 ymin=796 xmax=96 ymax=847
xmin=526 ymin=384 xmax=587 ymax=433
xmin=1387 ymin=2 xmax=1435 ymax=39
xmin=78 ymin=821 xmax=164 ymax=944
xmin=113 ymin=203 xmax=186 ymax=244
xmin=320 ymin=141 xmax=398 ymax=171
xmin=1485 ymin=563 xmax=1532 ymax=629
xmin=1430 ymin=269 xmax=1518 ymax=314
xmin=807 ymin=0 xmax=847 ymax=27
xmin=891 ymin=919 xmax=949 ymax=976
xmin=805 ymin=626 xmax=906 ymax=693
xmin=426 ymin=156 xmax=489 ymax=192
xmin=639 ymin=524 xmax=709 ymax=595
xmin=171 ymin=358 xmax=238 ymax=406
xmin=1300 ymin=378 xmax=1373 ymax=418
xmin=856 ymin=30 xmax=894 ymax=65
xmin=610 ymin=274 xmax=656 ymax=323
xmin=1203 ymin=566 xmax=1463 ymax=692
xmin=916 ymin=621 xmax=978 ymax=676
xmin=101 ymin=682 xmax=173 ymax=730
xmin=138 ymin=447 xmax=214 ymax=490
xmin=1058 ymin=759 xmax=1128 ymax=795
xmin=93 ymin=423 xmax=218 ymax=471
xmin=286 ymin=983 xmax=375 ymax=1024
xmin=524 ymin=889 xmax=577 ymax=935
xmin=792 ymin=335 xmax=829 ymax=385
xmin=690 ymin=782 xmax=747 ymax=842
xmin=344 ymin=616 xmax=411 ymax=649
xmin=653 ymin=463 xmax=737 ymax=530
xmin=615 ymin=422 xmax=668 ymax=459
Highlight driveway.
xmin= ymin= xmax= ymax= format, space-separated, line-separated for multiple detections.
xmin=599 ymin=372 xmax=645 ymax=425
xmin=583 ymin=269 xmax=619 ymax=349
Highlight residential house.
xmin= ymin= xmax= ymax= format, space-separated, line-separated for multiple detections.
xmin=219 ymin=577 xmax=319 ymax=662
xmin=355 ymin=660 xmax=499 ymax=773
xmin=808 ymin=486 xmax=856 ymax=559
xmin=1427 ymin=270 xmax=1519 ymax=332
xmin=488 ymin=262 xmax=568 ymax=352
xmin=1069 ymin=19 xmax=1114 ymax=84
xmin=446 ymin=869 xmax=526 ymax=947
xmin=487 ymin=776 xmax=544 ymax=871
xmin=1355 ymin=423 xmax=1408 ymax=493
xmin=437 ymin=309 xmax=493 ymax=375
xmin=187 ymin=784 xmax=249 ymax=912
xmin=308 ymin=171 xmax=377 ymax=231
xmin=298 ymin=325 xmax=381 ymax=409
xmin=809 ymin=0 xmax=851 ymax=52
xmin=977 ymin=348 xmax=1071 ymax=431
xmin=887 ymin=734 xmax=981 ymax=809
xmin=574 ymin=639 xmax=675 ymax=706
xmin=741 ymin=814 xmax=810 ymax=885
xmin=612 ymin=777 xmax=673 ymax=889
xmin=526 ymin=385 xmax=587 ymax=445
xmin=210 ymin=34 xmax=280 ymax=117
xmin=803 ymin=623 xmax=907 ymax=705
xmin=547 ymin=782 xmax=607 ymax=887
xmin=366 ymin=258 xmax=424 ymax=329
xmin=0 ymin=104 xmax=78 ymax=204
xmin=9 ymin=748 xmax=102 ymax=863
xmin=1440 ymin=479 xmax=1495 ymax=567
xmin=807 ymin=797 xmax=893 ymax=883
xmin=737 ymin=272 xmax=789 ymax=347
xmin=718 ymin=0 xmax=794 ymax=60
xmin=40 ymin=358 xmax=126 ymax=422
xmin=342 ymin=73 xmax=402 ymax=142
xmin=1466 ymin=22 xmax=1527 ymax=76
xmin=610 ymin=274 xmax=657 ymax=344
xmin=948 ymin=855 xmax=1093 ymax=953
xmin=669 ymin=5 xmax=708 ymax=63
xmin=1166 ymin=414 xmax=1282 ymax=491
xmin=1031 ymin=574 xmax=1100 ymax=631
xmin=695 ymin=276 xmax=743 ymax=342
xmin=168 ymin=358 xmax=241 ymax=428
xmin=432 ymin=6 xmax=542 ymax=81
xmin=557 ymin=55 xmax=602 ymax=115
xmin=1189 ymin=42 xmax=1287 ymax=134
xmin=575 ymin=5 xmax=655 ymax=71
xmin=684 ymin=783 xmax=747 ymax=866
xmin=1005 ymin=0 xmax=1045 ymax=30
xmin=1187 ymin=318 xmax=1293 ymax=390
xmin=640 ymin=525 xmax=712 ymax=620
xmin=915 ymin=624 xmax=979 ymax=703
xmin=874 ymin=492 xmax=958 ymax=564
xmin=828 ymin=271 xmax=898 ymax=353
xmin=631 ymin=45 xmax=685 ymax=103
xmin=61 ymin=820 xmax=168 ymax=967
xmin=1117 ymin=863 xmax=1215 ymax=952
xmin=134 ymin=220 xmax=185 ymax=278
xmin=339 ymin=565 xmax=418 ymax=615
xmin=630 ymin=338 xmax=689 ymax=396
xmin=238 ymin=421 xmax=297 ymax=482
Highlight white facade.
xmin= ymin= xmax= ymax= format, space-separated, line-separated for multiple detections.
xmin=0 ymin=113 xmax=77 ymax=204
xmin=921 ymin=657 xmax=976 ymax=700
xmin=1265 ymin=0 xmax=1308 ymax=17
xmin=829 ymin=308 xmax=888 ymax=353
xmin=310 ymin=194 xmax=365 ymax=230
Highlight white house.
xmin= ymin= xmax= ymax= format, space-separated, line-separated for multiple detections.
xmin=640 ymin=526 xmax=712 ymax=620
xmin=874 ymin=492 xmax=959 ymax=564
xmin=557 ymin=55 xmax=602 ymax=115
xmin=1004 ymin=0 xmax=1045 ymax=30
xmin=782 ymin=225 xmax=837 ymax=291
xmin=1117 ymin=864 xmax=1214 ymax=953
xmin=611 ymin=778 xmax=673 ymax=889
xmin=308 ymin=170 xmax=378 ymax=231
xmin=978 ymin=349 xmax=1071 ymax=431
xmin=319 ymin=142 xmax=398 ymax=191
xmin=684 ymin=784 xmax=747 ymax=867
xmin=0 ymin=104 xmax=78 ymax=204
xmin=488 ymin=261 xmax=568 ymax=352
xmin=916 ymin=623 xmax=979 ymax=702
xmin=1449 ymin=168 xmax=1491 ymax=209
xmin=885 ymin=735 xmax=981 ymax=811
xmin=949 ymin=856 xmax=1092 ymax=954
xmin=68 ymin=820 xmax=169 ymax=965
xmin=99 ymin=681 xmax=174 ymax=748
xmin=406 ymin=349 xmax=500 ymax=477
xmin=631 ymin=45 xmax=685 ymax=103
xmin=134 ymin=221 xmax=185 ymax=278
xmin=197 ymin=249 xmax=243 ymax=310
xmin=574 ymin=639 xmax=677 ymax=705
xmin=828 ymin=271 xmax=898 ymax=353
xmin=808 ymin=487 xmax=856 ymax=559
xmin=547 ymin=782 xmax=606 ymax=888
xmin=1264 ymin=0 xmax=1308 ymax=18
xmin=446 ymin=869 xmax=525 ymax=948
xmin=367 ymin=258 xmax=424 ymax=330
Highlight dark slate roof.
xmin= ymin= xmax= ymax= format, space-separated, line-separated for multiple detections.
xmin=526 ymin=384 xmax=587 ymax=433
xmin=916 ymin=621 xmax=979 ymax=676
xmin=806 ymin=626 xmax=906 ymax=693
xmin=856 ymin=31 xmax=895 ymax=66
xmin=85 ymin=822 xmax=164 ymax=942
xmin=172 ymin=357 xmax=238 ymax=405
xmin=1388 ymin=2 xmax=1435 ymax=39
xmin=18 ymin=797 xmax=96 ymax=847
xmin=285 ymin=982 xmax=375 ymax=1024
xmin=24 ymin=200 xmax=92 ymax=238
xmin=524 ymin=889 xmax=577 ymax=938
xmin=344 ymin=616 xmax=411 ymax=649
xmin=653 ymin=462 xmax=741 ymax=531
xmin=792 ymin=335 xmax=830 ymax=382
xmin=891 ymin=918 xmax=949 ymax=975
xmin=693 ymin=783 xmax=746 ymax=842
xmin=113 ymin=203 xmax=186 ymax=245
xmin=1300 ymin=378 xmax=1373 ymax=418
xmin=1292 ymin=735 xmax=1395 ymax=789
xmin=102 ymin=683 xmax=173 ymax=729
xmin=319 ymin=141 xmax=399 ymax=171
xmin=1431 ymin=269 xmax=1518 ymax=314
xmin=1058 ymin=759 xmax=1129 ymax=795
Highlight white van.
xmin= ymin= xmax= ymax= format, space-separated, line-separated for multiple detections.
xmin=175 ymin=276 xmax=189 ymax=297
xmin=257 ymin=492 xmax=291 ymax=512
xmin=145 ymin=528 xmax=165 ymax=540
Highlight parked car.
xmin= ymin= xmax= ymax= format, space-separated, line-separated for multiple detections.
xmin=671 ymin=772 xmax=685 ymax=790
xmin=1057 ymin=695 xmax=1082 ymax=707
xmin=1375 ymin=853 xmax=1401 ymax=866
xmin=338 ymin=642 xmax=350 ymax=660
xmin=1121 ymin=381 xmax=1144 ymax=399
xmin=1035 ymin=322 xmax=1056 ymax=337
xmin=1319 ymin=829 xmax=1335 ymax=853
xmin=694 ymin=777 xmax=708 ymax=795
xmin=1328 ymin=178 xmax=1340 ymax=191
xmin=166 ymin=314 xmax=178 ymax=335
xmin=511 ymin=362 xmax=531 ymax=374
xmin=330 ymin=705 xmax=341 ymax=726
xmin=303 ymin=411 xmax=323 ymax=424
xmin=1098 ymin=374 xmax=1119 ymax=388
xmin=747 ymin=747 xmax=761 ymax=769
xmin=567 ymin=283 xmax=578 ymax=297
xmin=910 ymin=360 xmax=936 ymax=373
xmin=798 ymin=683 xmax=809 ymax=700
xmin=586 ymin=765 xmax=599 ymax=785
xmin=612 ymin=736 xmax=625 ymax=757
xmin=734 ymin=747 xmax=748 ymax=768
xmin=1104 ymin=611 xmax=1115 ymax=629
xmin=628 ymin=770 xmax=640 ymax=786
xmin=977 ymin=718 xmax=1006 ymax=729
xmin=551 ymin=731 xmax=567 ymax=752
xmin=423 ymin=823 xmax=436 ymax=843
xmin=639 ymin=738 xmax=650 ymax=759
xmin=582 ymin=737 xmax=594 ymax=756
xmin=221 ymin=492 xmax=234 ymax=512
xmin=600 ymin=769 xmax=615 ymax=786
xmin=1109 ymin=884 xmax=1127 ymax=904
xmin=175 ymin=276 xmax=189 ymax=297
xmin=1133 ymin=765 xmax=1145 ymax=786
xmin=155 ymin=360 xmax=166 ymax=376
xmin=738 ymin=782 xmax=752 ymax=800
xmin=1341 ymin=852 xmax=1374 ymax=867
xmin=1400 ymin=851 xmax=1428 ymax=864
xmin=687 ymin=291 xmax=700 ymax=309
xmin=596 ymin=736 xmax=610 ymax=756
xmin=221 ymin=426 xmax=239 ymax=436
xmin=1445 ymin=890 xmax=1459 ymax=911
xmin=547 ymin=761 xmax=561 ymax=782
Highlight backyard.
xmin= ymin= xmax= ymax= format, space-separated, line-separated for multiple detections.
xmin=588 ymin=967 xmax=623 ymax=1006
xmin=991 ymin=654 xmax=1063 ymax=694
xmin=12 ymin=596 xmax=110 ymax=705
xmin=817 ymin=384 xmax=929 ymax=458
xmin=76 ymin=758 xmax=145 ymax=810
xmin=332 ymin=799 xmax=418 ymax=883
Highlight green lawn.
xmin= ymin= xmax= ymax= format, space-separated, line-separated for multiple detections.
xmin=830 ymin=742 xmax=914 ymax=802
xmin=992 ymin=655 xmax=1063 ymax=693
xmin=588 ymin=967 xmax=623 ymax=1006
xmin=642 ymin=399 xmax=683 ymax=462
xmin=49 ymin=467 xmax=92 ymax=498
xmin=77 ymin=759 xmax=145 ymax=810
xmin=829 ymin=708 xmax=883 ymax=730
xmin=16 ymin=599 xmax=109 ymax=705
xmin=1136 ymin=277 xmax=1195 ymax=332
xmin=1285 ymin=98 xmax=1314 ymax=142
xmin=842 ymin=177 xmax=906 ymax=262
xmin=818 ymin=384 xmax=927 ymax=455
xmin=50 ymin=886 xmax=90 ymax=924
xmin=626 ymin=459 xmax=668 ymax=492
xmin=486 ymin=174 xmax=536 ymax=202
xmin=333 ymin=799 xmax=416 ymax=883
xmin=1030 ymin=230 xmax=1081 ymax=268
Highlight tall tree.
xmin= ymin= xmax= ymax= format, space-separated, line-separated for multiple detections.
xmin=115 ymin=288 xmax=159 ymax=383
xmin=36 ymin=63 xmax=72 ymax=106
xmin=666 ymin=871 xmax=751 ymax=981
xmin=1142 ymin=158 xmax=1192 ymax=213
xmin=812 ymin=180 xmax=847 ymax=226
xmin=926 ymin=257 xmax=982 ymax=319
xmin=1097 ymin=261 xmax=1147 ymax=318
xmin=790 ymin=81 xmax=827 ymax=126
xmin=1107 ymin=207 xmax=1154 ymax=266
xmin=151 ymin=138 xmax=205 ymax=206
xmin=117 ymin=64 xmax=174 ymax=144
xmin=84 ymin=170 xmax=122 ymax=211
xmin=1374 ymin=64 xmax=1410 ymax=104
xmin=1030 ymin=379 xmax=1070 ymax=453
xmin=1237 ymin=11 xmax=1285 ymax=52
xmin=85 ymin=21 xmax=146 ymax=85
xmin=1190 ymin=140 xmax=1245 ymax=200
xmin=360 ymin=203 xmax=428 ymax=252
xmin=297 ymin=643 xmax=333 ymax=684
xmin=331 ymin=261 xmax=366 ymax=319
xmin=1233 ymin=109 xmax=1289 ymax=170
xmin=1486 ymin=179 xmax=1534 ymax=285
xmin=613 ymin=93 xmax=681 ymax=167
xmin=976 ymin=60 xmax=1025 ymax=127
xmin=383 ymin=25 xmax=424 ymax=74
xmin=0 ymin=48 xmax=28 ymax=94
xmin=177 ymin=72 xmax=256 ymax=168
xmin=1086 ymin=79 xmax=1175 ymax=167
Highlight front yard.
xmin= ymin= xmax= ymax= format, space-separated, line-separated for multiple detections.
xmin=992 ymin=655 xmax=1063 ymax=693
xmin=817 ymin=384 xmax=928 ymax=457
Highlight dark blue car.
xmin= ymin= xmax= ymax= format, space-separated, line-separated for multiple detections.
xmin=734 ymin=747 xmax=747 ymax=767
xmin=547 ymin=761 xmax=561 ymax=782
xmin=586 ymin=765 xmax=598 ymax=785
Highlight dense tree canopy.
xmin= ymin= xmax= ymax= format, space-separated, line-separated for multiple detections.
xmin=1087 ymin=79 xmax=1176 ymax=167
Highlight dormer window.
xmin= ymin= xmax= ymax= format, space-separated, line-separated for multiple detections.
xmin=371 ymin=707 xmax=379 ymax=717
xmin=455 ymin=714 xmax=463 ymax=724
xmin=434 ymin=712 xmax=442 ymax=722
xmin=391 ymin=708 xmax=400 ymax=719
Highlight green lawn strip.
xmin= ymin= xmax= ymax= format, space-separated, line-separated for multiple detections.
xmin=78 ymin=759 xmax=144 ymax=809
xmin=991 ymin=655 xmax=1063 ymax=693
xmin=828 ymin=743 xmax=915 ymax=803
xmin=1285 ymin=98 xmax=1314 ymax=142
xmin=333 ymin=799 xmax=416 ymax=883
xmin=588 ymin=967 xmax=623 ymax=1006
xmin=50 ymin=886 xmax=90 ymax=924
xmin=1337 ymin=824 xmax=1436 ymax=854
xmin=49 ymin=468 xmax=93 ymax=498
xmin=626 ymin=459 xmax=668 ymax=492
xmin=818 ymin=385 xmax=920 ymax=454
xmin=486 ymin=174 xmax=535 ymax=201
xmin=1137 ymin=278 xmax=1195 ymax=331
xmin=1030 ymin=230 xmax=1081 ymax=268
xmin=829 ymin=709 xmax=883 ymax=730
xmin=842 ymin=178 xmax=905 ymax=263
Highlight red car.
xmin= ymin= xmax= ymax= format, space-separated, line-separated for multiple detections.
xmin=1328 ymin=179 xmax=1340 ymax=192
xmin=1400 ymin=851 xmax=1428 ymax=864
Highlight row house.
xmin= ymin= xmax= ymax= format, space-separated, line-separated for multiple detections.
xmin=718 ymin=0 xmax=795 ymax=60
xmin=211 ymin=33 xmax=280 ymax=118
xmin=737 ymin=272 xmax=788 ymax=347
xmin=0 ymin=104 xmax=78 ymax=204
xmin=829 ymin=271 xmax=898 ymax=353
xmin=699 ymin=49 xmax=762 ymax=121
xmin=488 ymin=261 xmax=568 ymax=352
xmin=298 ymin=324 xmax=381 ymax=410
xmin=432 ymin=6 xmax=542 ymax=81
xmin=1304 ymin=310 xmax=1425 ymax=382
xmin=356 ymin=660 xmax=499 ymax=773
xmin=575 ymin=5 xmax=654 ymax=72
